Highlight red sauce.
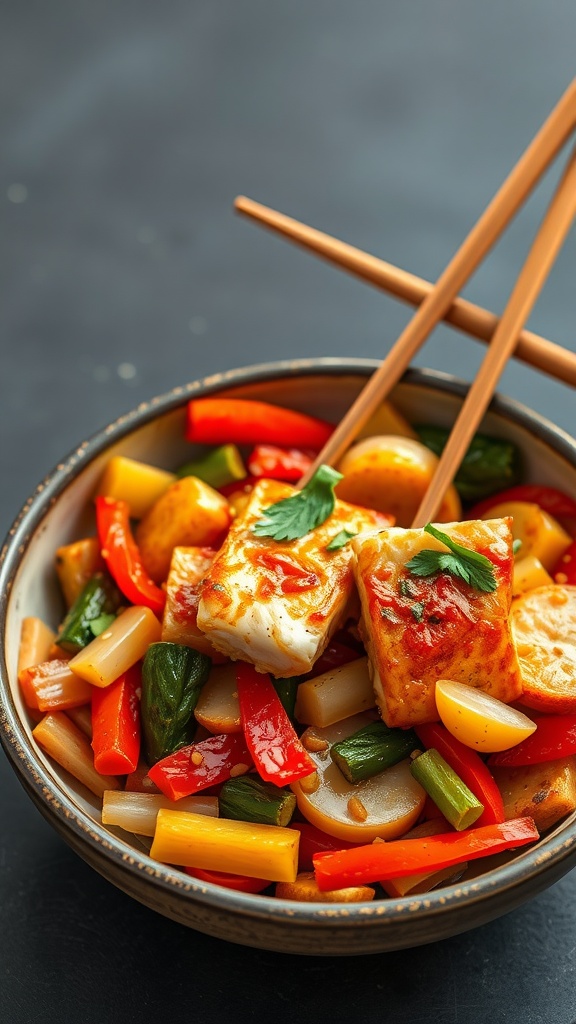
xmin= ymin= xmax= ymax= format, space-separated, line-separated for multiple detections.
xmin=172 ymin=584 xmax=200 ymax=624
xmin=368 ymin=570 xmax=479 ymax=659
xmin=254 ymin=551 xmax=320 ymax=596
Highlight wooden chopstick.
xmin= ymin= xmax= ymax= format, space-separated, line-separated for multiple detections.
xmin=289 ymin=79 xmax=576 ymax=486
xmin=413 ymin=144 xmax=576 ymax=527
xmin=234 ymin=195 xmax=576 ymax=388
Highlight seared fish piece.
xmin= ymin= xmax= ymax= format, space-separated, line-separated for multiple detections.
xmin=352 ymin=518 xmax=523 ymax=728
xmin=161 ymin=546 xmax=224 ymax=660
xmin=196 ymin=479 xmax=387 ymax=677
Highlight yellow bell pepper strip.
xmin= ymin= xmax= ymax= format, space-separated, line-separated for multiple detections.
xmin=95 ymin=496 xmax=166 ymax=615
xmin=236 ymin=662 xmax=315 ymax=786
xmin=488 ymin=714 xmax=576 ymax=767
xmin=415 ymin=722 xmax=505 ymax=826
xmin=147 ymin=731 xmax=253 ymax=800
xmin=150 ymin=808 xmax=299 ymax=882
xmin=312 ymin=817 xmax=539 ymax=890
xmin=91 ymin=664 xmax=141 ymax=774
xmin=185 ymin=398 xmax=334 ymax=450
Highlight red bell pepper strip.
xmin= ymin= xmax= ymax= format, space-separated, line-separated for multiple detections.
xmin=95 ymin=496 xmax=166 ymax=615
xmin=185 ymin=398 xmax=334 ymax=450
xmin=468 ymin=485 xmax=576 ymax=535
xmin=415 ymin=722 xmax=504 ymax=827
xmin=184 ymin=867 xmax=270 ymax=893
xmin=313 ymin=817 xmax=539 ymax=890
xmin=247 ymin=444 xmax=314 ymax=482
xmin=236 ymin=662 xmax=315 ymax=786
xmin=147 ymin=732 xmax=253 ymax=801
xmin=552 ymin=539 xmax=576 ymax=585
xmin=290 ymin=822 xmax=358 ymax=872
xmin=91 ymin=664 xmax=141 ymax=774
xmin=488 ymin=714 xmax=576 ymax=766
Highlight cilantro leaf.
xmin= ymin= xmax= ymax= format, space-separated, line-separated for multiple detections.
xmin=405 ymin=523 xmax=497 ymax=593
xmin=326 ymin=528 xmax=357 ymax=552
xmin=252 ymin=465 xmax=344 ymax=542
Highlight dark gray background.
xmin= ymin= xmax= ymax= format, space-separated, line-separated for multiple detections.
xmin=1 ymin=2 xmax=575 ymax=1022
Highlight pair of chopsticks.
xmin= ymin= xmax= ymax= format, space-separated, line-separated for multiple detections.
xmin=235 ymin=78 xmax=576 ymax=527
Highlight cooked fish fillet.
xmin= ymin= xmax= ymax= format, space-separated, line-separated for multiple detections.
xmin=161 ymin=546 xmax=224 ymax=659
xmin=352 ymin=518 xmax=523 ymax=728
xmin=196 ymin=479 xmax=387 ymax=677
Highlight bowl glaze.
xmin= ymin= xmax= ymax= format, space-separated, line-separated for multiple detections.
xmin=2 ymin=358 xmax=576 ymax=955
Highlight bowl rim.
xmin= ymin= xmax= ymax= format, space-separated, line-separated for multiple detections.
xmin=2 ymin=356 xmax=576 ymax=939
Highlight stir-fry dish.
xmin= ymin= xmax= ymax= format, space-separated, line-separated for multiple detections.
xmin=18 ymin=396 xmax=576 ymax=902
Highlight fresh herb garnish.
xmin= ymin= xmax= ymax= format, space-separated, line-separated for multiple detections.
xmin=513 ymin=538 xmax=522 ymax=555
xmin=399 ymin=578 xmax=415 ymax=598
xmin=405 ymin=523 xmax=497 ymax=593
xmin=326 ymin=528 xmax=357 ymax=552
xmin=410 ymin=602 xmax=426 ymax=622
xmin=252 ymin=465 xmax=343 ymax=542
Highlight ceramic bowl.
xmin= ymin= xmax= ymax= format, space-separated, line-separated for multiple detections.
xmin=2 ymin=358 xmax=576 ymax=956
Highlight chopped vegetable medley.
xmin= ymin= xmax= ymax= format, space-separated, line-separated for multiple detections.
xmin=19 ymin=396 xmax=576 ymax=901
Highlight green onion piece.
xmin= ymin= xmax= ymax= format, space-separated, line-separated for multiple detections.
xmin=176 ymin=444 xmax=246 ymax=489
xmin=330 ymin=722 xmax=420 ymax=784
xmin=271 ymin=677 xmax=299 ymax=723
xmin=56 ymin=572 xmax=121 ymax=653
xmin=219 ymin=775 xmax=296 ymax=827
xmin=410 ymin=748 xmax=484 ymax=831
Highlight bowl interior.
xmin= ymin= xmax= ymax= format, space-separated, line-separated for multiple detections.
xmin=3 ymin=360 xmax=576 ymax=952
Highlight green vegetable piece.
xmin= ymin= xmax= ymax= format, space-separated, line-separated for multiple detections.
xmin=271 ymin=676 xmax=299 ymax=722
xmin=326 ymin=529 xmax=357 ymax=551
xmin=330 ymin=722 xmax=420 ymax=784
xmin=415 ymin=425 xmax=522 ymax=502
xmin=219 ymin=775 xmax=296 ymax=827
xmin=252 ymin=464 xmax=343 ymax=542
xmin=410 ymin=748 xmax=484 ymax=830
xmin=141 ymin=642 xmax=212 ymax=765
xmin=89 ymin=613 xmax=116 ymax=637
xmin=176 ymin=444 xmax=246 ymax=489
xmin=406 ymin=523 xmax=497 ymax=593
xmin=55 ymin=572 xmax=121 ymax=653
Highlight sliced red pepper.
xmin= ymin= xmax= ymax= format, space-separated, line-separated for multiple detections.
xmin=184 ymin=867 xmax=270 ymax=893
xmin=313 ymin=817 xmax=539 ymax=890
xmin=468 ymin=485 xmax=576 ymax=535
xmin=91 ymin=664 xmax=141 ymax=774
xmin=290 ymin=822 xmax=358 ymax=872
xmin=147 ymin=732 xmax=252 ymax=801
xmin=95 ymin=496 xmax=166 ymax=615
xmin=552 ymin=538 xmax=576 ymax=585
xmin=236 ymin=662 xmax=315 ymax=786
xmin=247 ymin=444 xmax=314 ymax=482
xmin=185 ymin=398 xmax=334 ymax=450
xmin=488 ymin=714 xmax=576 ymax=766
xmin=415 ymin=722 xmax=504 ymax=827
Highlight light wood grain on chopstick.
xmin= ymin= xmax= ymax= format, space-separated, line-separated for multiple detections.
xmin=234 ymin=195 xmax=576 ymax=388
xmin=413 ymin=145 xmax=576 ymax=528
xmin=290 ymin=79 xmax=576 ymax=485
